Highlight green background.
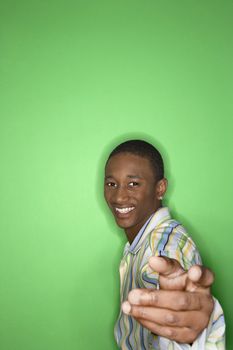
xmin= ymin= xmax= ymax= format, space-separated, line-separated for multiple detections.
xmin=0 ymin=0 xmax=232 ymax=349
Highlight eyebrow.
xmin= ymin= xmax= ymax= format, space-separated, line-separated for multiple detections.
xmin=105 ymin=175 xmax=143 ymax=180
xmin=127 ymin=175 xmax=143 ymax=179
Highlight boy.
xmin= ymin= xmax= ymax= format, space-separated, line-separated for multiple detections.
xmin=104 ymin=139 xmax=225 ymax=349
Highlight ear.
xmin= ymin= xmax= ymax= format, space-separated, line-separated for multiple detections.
xmin=155 ymin=178 xmax=168 ymax=200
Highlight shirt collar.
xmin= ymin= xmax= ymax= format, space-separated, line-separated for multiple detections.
xmin=124 ymin=207 xmax=171 ymax=255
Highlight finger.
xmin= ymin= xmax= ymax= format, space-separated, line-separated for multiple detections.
xmin=127 ymin=289 xmax=202 ymax=310
xmin=149 ymin=256 xmax=185 ymax=278
xmin=188 ymin=265 xmax=214 ymax=288
xmin=159 ymin=273 xmax=188 ymax=290
xmin=122 ymin=302 xmax=209 ymax=330
xmin=134 ymin=319 xmax=199 ymax=344
xmin=149 ymin=256 xmax=188 ymax=290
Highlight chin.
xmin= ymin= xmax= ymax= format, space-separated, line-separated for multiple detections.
xmin=114 ymin=218 xmax=133 ymax=230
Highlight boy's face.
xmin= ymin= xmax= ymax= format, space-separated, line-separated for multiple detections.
xmin=104 ymin=152 xmax=166 ymax=241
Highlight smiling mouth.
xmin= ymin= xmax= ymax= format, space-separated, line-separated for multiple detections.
xmin=115 ymin=207 xmax=135 ymax=214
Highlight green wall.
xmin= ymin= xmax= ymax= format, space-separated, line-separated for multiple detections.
xmin=1 ymin=1 xmax=232 ymax=349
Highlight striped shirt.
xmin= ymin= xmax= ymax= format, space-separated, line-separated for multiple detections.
xmin=114 ymin=207 xmax=225 ymax=349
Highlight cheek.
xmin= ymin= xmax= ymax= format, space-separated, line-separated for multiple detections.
xmin=104 ymin=190 xmax=111 ymax=204
xmin=139 ymin=189 xmax=156 ymax=205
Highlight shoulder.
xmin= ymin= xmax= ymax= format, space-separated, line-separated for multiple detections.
xmin=149 ymin=219 xmax=191 ymax=250
xmin=149 ymin=220 xmax=202 ymax=269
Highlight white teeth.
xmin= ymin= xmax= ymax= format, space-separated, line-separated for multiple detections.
xmin=115 ymin=207 xmax=135 ymax=214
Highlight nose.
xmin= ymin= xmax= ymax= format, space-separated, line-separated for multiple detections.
xmin=113 ymin=186 xmax=129 ymax=204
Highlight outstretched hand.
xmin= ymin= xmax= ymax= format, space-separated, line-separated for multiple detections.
xmin=151 ymin=256 xmax=214 ymax=292
xmin=122 ymin=256 xmax=214 ymax=343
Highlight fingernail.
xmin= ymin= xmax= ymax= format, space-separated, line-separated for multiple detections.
xmin=122 ymin=301 xmax=131 ymax=315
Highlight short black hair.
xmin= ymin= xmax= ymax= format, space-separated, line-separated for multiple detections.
xmin=107 ymin=139 xmax=164 ymax=181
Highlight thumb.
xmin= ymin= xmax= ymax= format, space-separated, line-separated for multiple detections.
xmin=149 ymin=256 xmax=188 ymax=290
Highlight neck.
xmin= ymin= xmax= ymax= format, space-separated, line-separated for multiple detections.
xmin=124 ymin=210 xmax=159 ymax=244
xmin=125 ymin=230 xmax=137 ymax=245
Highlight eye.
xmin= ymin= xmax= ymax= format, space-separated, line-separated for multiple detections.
xmin=128 ymin=181 xmax=139 ymax=187
xmin=105 ymin=181 xmax=117 ymax=188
